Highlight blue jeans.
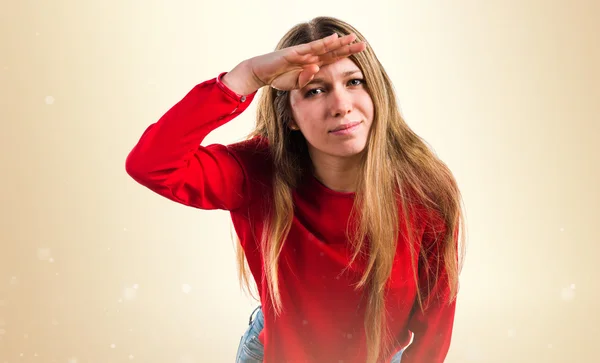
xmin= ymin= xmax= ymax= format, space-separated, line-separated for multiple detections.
xmin=236 ymin=306 xmax=404 ymax=363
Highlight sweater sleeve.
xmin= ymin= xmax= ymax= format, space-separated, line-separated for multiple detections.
xmin=125 ymin=72 xmax=258 ymax=211
xmin=400 ymin=212 xmax=458 ymax=363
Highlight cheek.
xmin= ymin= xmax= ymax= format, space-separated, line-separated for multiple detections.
xmin=292 ymin=107 xmax=324 ymax=136
xmin=363 ymin=96 xmax=375 ymax=122
xmin=295 ymin=120 xmax=329 ymax=150
xmin=299 ymin=122 xmax=326 ymax=143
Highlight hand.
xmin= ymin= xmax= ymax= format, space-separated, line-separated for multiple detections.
xmin=248 ymin=33 xmax=367 ymax=91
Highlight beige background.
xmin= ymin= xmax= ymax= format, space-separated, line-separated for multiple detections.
xmin=1 ymin=0 xmax=599 ymax=362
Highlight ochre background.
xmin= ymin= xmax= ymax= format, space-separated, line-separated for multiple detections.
xmin=1 ymin=1 xmax=598 ymax=362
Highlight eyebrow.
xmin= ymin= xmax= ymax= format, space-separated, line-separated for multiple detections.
xmin=304 ymin=70 xmax=363 ymax=87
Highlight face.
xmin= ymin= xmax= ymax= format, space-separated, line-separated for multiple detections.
xmin=289 ymin=58 xmax=374 ymax=163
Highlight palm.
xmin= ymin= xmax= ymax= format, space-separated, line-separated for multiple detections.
xmin=251 ymin=33 xmax=366 ymax=91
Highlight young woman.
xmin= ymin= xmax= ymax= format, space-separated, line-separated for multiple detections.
xmin=126 ymin=16 xmax=465 ymax=363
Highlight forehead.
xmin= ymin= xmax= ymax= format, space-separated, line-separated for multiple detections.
xmin=315 ymin=57 xmax=361 ymax=78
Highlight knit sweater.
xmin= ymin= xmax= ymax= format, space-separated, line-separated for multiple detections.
xmin=125 ymin=72 xmax=456 ymax=363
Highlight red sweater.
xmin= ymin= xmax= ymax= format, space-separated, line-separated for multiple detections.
xmin=125 ymin=73 xmax=456 ymax=363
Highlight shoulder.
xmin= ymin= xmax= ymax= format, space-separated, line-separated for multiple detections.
xmin=418 ymin=205 xmax=447 ymax=236
xmin=403 ymin=194 xmax=447 ymax=248
xmin=226 ymin=135 xmax=272 ymax=169
xmin=227 ymin=135 xmax=269 ymax=155
xmin=225 ymin=135 xmax=273 ymax=192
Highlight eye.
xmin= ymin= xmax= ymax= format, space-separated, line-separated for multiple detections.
xmin=305 ymin=88 xmax=323 ymax=97
xmin=303 ymin=78 xmax=365 ymax=98
xmin=348 ymin=78 xmax=365 ymax=86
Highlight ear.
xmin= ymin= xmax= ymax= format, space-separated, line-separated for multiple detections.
xmin=288 ymin=120 xmax=300 ymax=131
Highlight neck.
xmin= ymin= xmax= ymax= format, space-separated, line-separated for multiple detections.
xmin=310 ymin=152 xmax=362 ymax=193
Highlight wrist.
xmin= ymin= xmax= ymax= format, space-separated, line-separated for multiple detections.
xmin=222 ymin=60 xmax=263 ymax=96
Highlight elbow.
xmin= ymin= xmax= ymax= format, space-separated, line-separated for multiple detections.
xmin=125 ymin=148 xmax=150 ymax=183
xmin=124 ymin=145 xmax=177 ymax=190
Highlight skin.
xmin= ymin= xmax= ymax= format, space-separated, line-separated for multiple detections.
xmin=221 ymin=33 xmax=370 ymax=192
xmin=288 ymin=58 xmax=374 ymax=193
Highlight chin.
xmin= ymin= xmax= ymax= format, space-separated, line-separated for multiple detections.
xmin=329 ymin=142 xmax=368 ymax=158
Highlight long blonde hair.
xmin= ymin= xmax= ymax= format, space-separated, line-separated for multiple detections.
xmin=235 ymin=16 xmax=466 ymax=362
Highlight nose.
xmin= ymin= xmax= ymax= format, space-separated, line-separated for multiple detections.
xmin=328 ymin=87 xmax=353 ymax=118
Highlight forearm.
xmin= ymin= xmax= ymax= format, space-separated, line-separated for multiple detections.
xmin=221 ymin=59 xmax=264 ymax=96
xmin=401 ymin=299 xmax=456 ymax=363
xmin=125 ymin=74 xmax=257 ymax=210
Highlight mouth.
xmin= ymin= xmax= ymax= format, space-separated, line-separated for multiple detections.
xmin=329 ymin=121 xmax=362 ymax=133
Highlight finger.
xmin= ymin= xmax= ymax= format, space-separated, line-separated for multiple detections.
xmin=318 ymin=41 xmax=367 ymax=65
xmin=297 ymin=64 xmax=320 ymax=88
xmin=295 ymin=33 xmax=338 ymax=56
xmin=287 ymin=35 xmax=357 ymax=65
xmin=295 ymin=33 xmax=357 ymax=56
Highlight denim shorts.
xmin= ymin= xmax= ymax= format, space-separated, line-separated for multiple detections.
xmin=235 ymin=306 xmax=404 ymax=363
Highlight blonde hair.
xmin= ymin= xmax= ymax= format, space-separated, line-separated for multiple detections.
xmin=236 ymin=16 xmax=466 ymax=362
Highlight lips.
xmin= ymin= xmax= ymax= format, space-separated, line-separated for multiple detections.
xmin=329 ymin=121 xmax=362 ymax=133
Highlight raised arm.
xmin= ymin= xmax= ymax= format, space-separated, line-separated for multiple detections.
xmin=126 ymin=67 xmax=262 ymax=210
xmin=126 ymin=33 xmax=367 ymax=211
